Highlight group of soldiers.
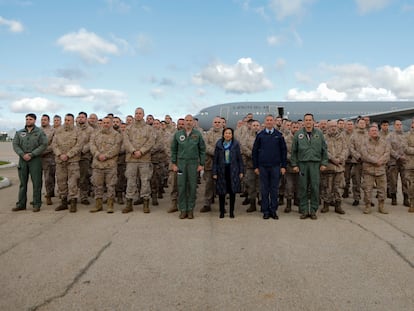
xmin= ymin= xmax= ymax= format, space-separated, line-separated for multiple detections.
xmin=12 ymin=108 xmax=414 ymax=217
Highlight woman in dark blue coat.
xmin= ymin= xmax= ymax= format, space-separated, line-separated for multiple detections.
xmin=212 ymin=128 xmax=244 ymax=218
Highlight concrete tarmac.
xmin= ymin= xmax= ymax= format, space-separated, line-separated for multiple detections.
xmin=0 ymin=142 xmax=413 ymax=311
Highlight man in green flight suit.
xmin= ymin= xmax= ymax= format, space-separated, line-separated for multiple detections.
xmin=291 ymin=113 xmax=328 ymax=219
xmin=12 ymin=113 xmax=48 ymax=212
xmin=171 ymin=114 xmax=206 ymax=219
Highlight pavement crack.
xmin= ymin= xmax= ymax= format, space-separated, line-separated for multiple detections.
xmin=0 ymin=214 xmax=66 ymax=257
xmin=29 ymin=240 xmax=112 ymax=311
xmin=373 ymin=214 xmax=414 ymax=240
xmin=341 ymin=216 xmax=414 ymax=269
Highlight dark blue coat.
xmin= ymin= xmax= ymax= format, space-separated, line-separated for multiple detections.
xmin=252 ymin=128 xmax=287 ymax=169
xmin=212 ymin=139 xmax=244 ymax=195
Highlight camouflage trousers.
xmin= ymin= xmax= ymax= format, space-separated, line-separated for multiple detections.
xmin=41 ymin=154 xmax=55 ymax=197
xmin=151 ymin=162 xmax=164 ymax=196
xmin=125 ymin=162 xmax=153 ymax=200
xmin=203 ymin=170 xmax=215 ymax=206
xmin=363 ymin=173 xmax=386 ymax=204
xmin=285 ymin=171 xmax=298 ymax=200
xmin=116 ymin=163 xmax=127 ymax=194
xmin=406 ymin=170 xmax=414 ymax=199
xmin=56 ymin=161 xmax=80 ymax=200
xmin=245 ymin=168 xmax=260 ymax=201
xmin=92 ymin=167 xmax=117 ymax=199
xmin=79 ymin=157 xmax=92 ymax=200
xmin=168 ymin=170 xmax=178 ymax=201
xmin=388 ymin=161 xmax=407 ymax=194
xmin=351 ymin=162 xmax=362 ymax=200
xmin=321 ymin=171 xmax=344 ymax=203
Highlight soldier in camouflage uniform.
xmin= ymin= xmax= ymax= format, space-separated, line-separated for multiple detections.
xmin=122 ymin=107 xmax=155 ymax=213
xmin=52 ymin=113 xmax=82 ymax=212
xmin=89 ymin=117 xmax=122 ymax=213
xmin=320 ymin=121 xmax=347 ymax=214
xmin=77 ymin=112 xmax=95 ymax=205
xmin=387 ymin=120 xmax=408 ymax=206
xmin=283 ymin=121 xmax=299 ymax=213
xmin=403 ymin=119 xmax=414 ymax=212
xmin=150 ymin=119 xmax=168 ymax=206
xmin=201 ymin=117 xmax=223 ymax=212
xmin=361 ymin=125 xmax=390 ymax=214
xmin=113 ymin=117 xmax=127 ymax=204
xmin=40 ymin=114 xmax=55 ymax=205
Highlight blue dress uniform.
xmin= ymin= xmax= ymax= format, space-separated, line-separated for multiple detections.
xmin=252 ymin=128 xmax=287 ymax=218
xmin=13 ymin=125 xmax=48 ymax=210
xmin=171 ymin=128 xmax=206 ymax=214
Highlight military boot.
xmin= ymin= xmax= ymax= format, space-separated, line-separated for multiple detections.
xmin=246 ymin=200 xmax=256 ymax=213
xmin=45 ymin=195 xmax=53 ymax=205
xmin=321 ymin=201 xmax=329 ymax=213
xmin=403 ymin=193 xmax=410 ymax=207
xmin=116 ymin=192 xmax=124 ymax=205
xmin=334 ymin=201 xmax=345 ymax=214
xmin=187 ymin=209 xmax=194 ymax=219
xmin=122 ymin=199 xmax=133 ymax=213
xmin=408 ymin=200 xmax=414 ymax=213
xmin=363 ymin=203 xmax=371 ymax=214
xmin=378 ymin=200 xmax=388 ymax=214
xmin=107 ymin=198 xmax=114 ymax=213
xmin=69 ymin=198 xmax=77 ymax=213
xmin=90 ymin=198 xmax=103 ymax=213
xmin=143 ymin=198 xmax=150 ymax=213
xmin=342 ymin=188 xmax=349 ymax=198
xmin=241 ymin=197 xmax=250 ymax=205
xmin=55 ymin=197 xmax=68 ymax=211
xmin=151 ymin=194 xmax=159 ymax=206
xmin=284 ymin=199 xmax=292 ymax=213
xmin=391 ymin=193 xmax=397 ymax=206
xmin=278 ymin=194 xmax=284 ymax=206
xmin=167 ymin=199 xmax=178 ymax=213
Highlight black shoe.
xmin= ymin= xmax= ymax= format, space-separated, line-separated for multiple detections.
xmin=310 ymin=211 xmax=317 ymax=220
xmin=270 ymin=212 xmax=279 ymax=220
xmin=352 ymin=200 xmax=359 ymax=206
xmin=219 ymin=212 xmax=224 ymax=218
xmin=242 ymin=198 xmax=250 ymax=205
xmin=263 ymin=214 xmax=269 ymax=219
xmin=300 ymin=213 xmax=309 ymax=219
xmin=12 ymin=206 xmax=26 ymax=212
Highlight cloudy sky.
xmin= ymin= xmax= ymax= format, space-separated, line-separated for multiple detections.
xmin=1 ymin=0 xmax=414 ymax=130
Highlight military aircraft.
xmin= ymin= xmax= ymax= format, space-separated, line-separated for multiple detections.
xmin=194 ymin=101 xmax=414 ymax=130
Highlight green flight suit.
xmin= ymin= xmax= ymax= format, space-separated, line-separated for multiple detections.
xmin=13 ymin=125 xmax=48 ymax=209
xmin=171 ymin=129 xmax=206 ymax=212
xmin=291 ymin=127 xmax=328 ymax=214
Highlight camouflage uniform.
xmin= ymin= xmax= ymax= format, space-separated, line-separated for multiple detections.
xmin=342 ymin=129 xmax=353 ymax=197
xmin=403 ymin=128 xmax=414 ymax=211
xmin=115 ymin=133 xmax=127 ymax=202
xmin=41 ymin=124 xmax=55 ymax=198
xmin=283 ymin=131 xmax=298 ymax=208
xmin=123 ymin=119 xmax=155 ymax=201
xmin=151 ymin=127 xmax=168 ymax=204
xmin=387 ymin=129 xmax=408 ymax=202
xmin=202 ymin=127 xmax=223 ymax=210
xmin=361 ymin=135 xmax=390 ymax=212
xmin=90 ymin=127 xmax=122 ymax=200
xmin=321 ymin=129 xmax=348 ymax=213
xmin=349 ymin=128 xmax=367 ymax=202
xmin=77 ymin=123 xmax=95 ymax=203
xmin=52 ymin=125 xmax=82 ymax=201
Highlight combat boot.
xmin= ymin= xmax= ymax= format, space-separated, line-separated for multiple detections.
xmin=45 ymin=195 xmax=53 ymax=205
xmin=167 ymin=199 xmax=178 ymax=213
xmin=187 ymin=209 xmax=194 ymax=219
xmin=69 ymin=198 xmax=77 ymax=213
xmin=321 ymin=201 xmax=329 ymax=213
xmin=90 ymin=198 xmax=103 ymax=213
xmin=278 ymin=194 xmax=284 ymax=206
xmin=241 ymin=197 xmax=250 ymax=205
xmin=246 ymin=200 xmax=256 ymax=213
xmin=378 ymin=200 xmax=388 ymax=214
xmin=284 ymin=199 xmax=292 ymax=213
xmin=151 ymin=194 xmax=159 ymax=206
xmin=391 ymin=193 xmax=397 ymax=206
xmin=107 ymin=198 xmax=114 ymax=213
xmin=55 ymin=197 xmax=68 ymax=211
xmin=116 ymin=192 xmax=124 ymax=205
xmin=143 ymin=198 xmax=150 ymax=213
xmin=403 ymin=193 xmax=410 ymax=207
xmin=122 ymin=199 xmax=133 ymax=213
xmin=342 ymin=188 xmax=349 ymax=198
xmin=363 ymin=203 xmax=371 ymax=214
xmin=334 ymin=201 xmax=345 ymax=214
xmin=408 ymin=200 xmax=414 ymax=213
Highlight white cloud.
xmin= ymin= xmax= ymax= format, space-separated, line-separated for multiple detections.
xmin=10 ymin=97 xmax=60 ymax=113
xmin=193 ymin=58 xmax=273 ymax=94
xmin=0 ymin=16 xmax=24 ymax=33
xmin=289 ymin=64 xmax=414 ymax=101
xmin=106 ymin=0 xmax=131 ymax=13
xmin=355 ymin=0 xmax=392 ymax=14
xmin=269 ymin=0 xmax=313 ymax=20
xmin=287 ymin=83 xmax=347 ymax=101
xmin=57 ymin=28 xmax=119 ymax=64
xmin=267 ymin=35 xmax=283 ymax=46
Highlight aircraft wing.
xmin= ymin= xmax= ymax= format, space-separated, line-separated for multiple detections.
xmin=348 ymin=107 xmax=414 ymax=123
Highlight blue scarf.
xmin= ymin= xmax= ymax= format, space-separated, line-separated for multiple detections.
xmin=223 ymin=140 xmax=232 ymax=164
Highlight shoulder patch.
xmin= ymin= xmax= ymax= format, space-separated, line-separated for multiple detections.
xmin=298 ymin=133 xmax=304 ymax=139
